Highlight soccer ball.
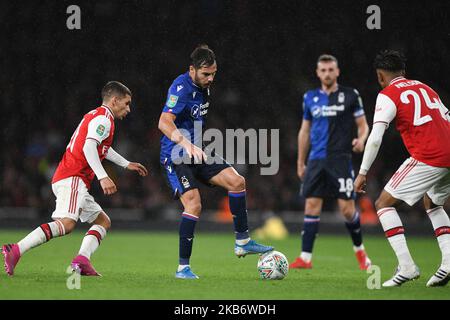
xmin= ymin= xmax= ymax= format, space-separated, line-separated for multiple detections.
xmin=257 ymin=250 xmax=289 ymax=280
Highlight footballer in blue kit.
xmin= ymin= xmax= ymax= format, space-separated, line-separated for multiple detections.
xmin=290 ymin=54 xmax=372 ymax=270
xmin=158 ymin=44 xmax=273 ymax=279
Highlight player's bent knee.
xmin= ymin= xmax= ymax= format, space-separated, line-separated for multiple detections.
xmin=95 ymin=212 xmax=111 ymax=230
xmin=305 ymin=199 xmax=322 ymax=215
xmin=374 ymin=190 xmax=398 ymax=211
xmin=185 ymin=202 xmax=202 ymax=216
xmin=229 ymin=175 xmax=246 ymax=191
xmin=375 ymin=196 xmax=391 ymax=211
xmin=102 ymin=214 xmax=112 ymax=230
xmin=423 ymin=194 xmax=439 ymax=211
xmin=59 ymin=218 xmax=76 ymax=234
xmin=338 ymin=202 xmax=356 ymax=219
xmin=374 ymin=198 xmax=383 ymax=211
xmin=341 ymin=210 xmax=355 ymax=220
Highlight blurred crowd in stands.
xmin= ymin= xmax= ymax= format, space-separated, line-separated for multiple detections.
xmin=1 ymin=1 xmax=449 ymax=221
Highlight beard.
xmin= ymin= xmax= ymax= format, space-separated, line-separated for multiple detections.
xmin=194 ymin=74 xmax=212 ymax=89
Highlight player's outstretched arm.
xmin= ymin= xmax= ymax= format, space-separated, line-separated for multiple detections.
xmin=158 ymin=112 xmax=207 ymax=162
xmin=297 ymin=120 xmax=311 ymax=180
xmin=106 ymin=147 xmax=148 ymax=177
xmin=125 ymin=162 xmax=148 ymax=176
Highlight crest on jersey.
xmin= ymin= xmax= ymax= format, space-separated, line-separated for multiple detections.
xmin=191 ymin=105 xmax=200 ymax=119
xmin=338 ymin=92 xmax=345 ymax=103
xmin=167 ymin=95 xmax=179 ymax=108
xmin=96 ymin=125 xmax=105 ymax=136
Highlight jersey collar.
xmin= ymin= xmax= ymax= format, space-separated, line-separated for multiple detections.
xmin=101 ymin=105 xmax=115 ymax=119
xmin=319 ymin=84 xmax=339 ymax=95
xmin=389 ymin=76 xmax=406 ymax=85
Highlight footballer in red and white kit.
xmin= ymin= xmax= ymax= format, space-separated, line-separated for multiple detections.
xmin=52 ymin=104 xmax=116 ymax=223
xmin=373 ymin=77 xmax=450 ymax=206
xmin=354 ymin=51 xmax=450 ymax=288
xmin=1 ymin=81 xmax=148 ymax=277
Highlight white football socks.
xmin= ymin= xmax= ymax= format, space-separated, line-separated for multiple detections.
xmin=17 ymin=220 xmax=65 ymax=255
xmin=427 ymin=206 xmax=450 ymax=268
xmin=235 ymin=238 xmax=250 ymax=246
xmin=353 ymin=244 xmax=365 ymax=252
xmin=377 ymin=207 xmax=415 ymax=267
xmin=78 ymin=225 xmax=107 ymax=259
xmin=177 ymin=264 xmax=190 ymax=272
xmin=300 ymin=252 xmax=312 ymax=262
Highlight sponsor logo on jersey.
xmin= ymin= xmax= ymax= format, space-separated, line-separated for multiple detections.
xmin=167 ymin=95 xmax=179 ymax=108
xmin=177 ymin=85 xmax=184 ymax=92
xmin=311 ymin=104 xmax=345 ymax=118
xmin=96 ymin=125 xmax=105 ymax=136
xmin=102 ymin=145 xmax=109 ymax=155
xmin=311 ymin=105 xmax=322 ymax=118
xmin=190 ymin=103 xmax=209 ymax=119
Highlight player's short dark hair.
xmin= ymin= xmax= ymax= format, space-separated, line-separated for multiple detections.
xmin=317 ymin=54 xmax=338 ymax=66
xmin=373 ymin=50 xmax=406 ymax=73
xmin=101 ymin=81 xmax=132 ymax=101
xmin=190 ymin=44 xmax=216 ymax=69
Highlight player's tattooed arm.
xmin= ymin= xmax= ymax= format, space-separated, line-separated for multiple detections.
xmin=297 ymin=119 xmax=311 ymax=180
xmin=158 ymin=112 xmax=207 ymax=162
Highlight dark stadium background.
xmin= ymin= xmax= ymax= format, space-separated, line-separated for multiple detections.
xmin=1 ymin=1 xmax=449 ymax=231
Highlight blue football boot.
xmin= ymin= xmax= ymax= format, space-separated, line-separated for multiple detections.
xmin=175 ymin=266 xmax=199 ymax=279
xmin=235 ymin=239 xmax=274 ymax=258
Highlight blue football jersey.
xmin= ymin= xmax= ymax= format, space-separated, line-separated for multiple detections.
xmin=160 ymin=72 xmax=210 ymax=163
xmin=302 ymin=85 xmax=365 ymax=160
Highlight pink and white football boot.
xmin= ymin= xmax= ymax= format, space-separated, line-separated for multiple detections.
xmin=70 ymin=255 xmax=101 ymax=276
xmin=2 ymin=244 xmax=21 ymax=276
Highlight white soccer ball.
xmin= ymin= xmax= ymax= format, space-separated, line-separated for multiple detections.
xmin=257 ymin=250 xmax=289 ymax=280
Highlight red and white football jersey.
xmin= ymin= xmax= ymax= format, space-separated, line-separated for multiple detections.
xmin=52 ymin=105 xmax=115 ymax=189
xmin=374 ymin=77 xmax=450 ymax=167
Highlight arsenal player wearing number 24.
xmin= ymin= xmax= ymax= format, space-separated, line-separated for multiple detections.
xmin=354 ymin=50 xmax=450 ymax=287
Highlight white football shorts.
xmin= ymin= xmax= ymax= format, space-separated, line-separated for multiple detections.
xmin=51 ymin=176 xmax=103 ymax=223
xmin=384 ymin=157 xmax=450 ymax=206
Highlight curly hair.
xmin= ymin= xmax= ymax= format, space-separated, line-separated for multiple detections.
xmin=373 ymin=50 xmax=406 ymax=72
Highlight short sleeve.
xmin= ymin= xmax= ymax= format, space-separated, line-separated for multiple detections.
xmin=86 ymin=115 xmax=111 ymax=144
xmin=352 ymin=89 xmax=365 ymax=118
xmin=303 ymin=93 xmax=312 ymax=121
xmin=162 ymin=84 xmax=188 ymax=115
xmin=373 ymin=93 xmax=397 ymax=126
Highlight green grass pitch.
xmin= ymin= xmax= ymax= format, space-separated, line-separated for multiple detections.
xmin=0 ymin=230 xmax=448 ymax=299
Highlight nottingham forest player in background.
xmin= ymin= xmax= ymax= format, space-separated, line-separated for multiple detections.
xmin=158 ymin=44 xmax=273 ymax=279
xmin=2 ymin=81 xmax=148 ymax=277
xmin=290 ymin=54 xmax=372 ymax=271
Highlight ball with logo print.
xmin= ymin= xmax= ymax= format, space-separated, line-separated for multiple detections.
xmin=257 ymin=250 xmax=289 ymax=280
